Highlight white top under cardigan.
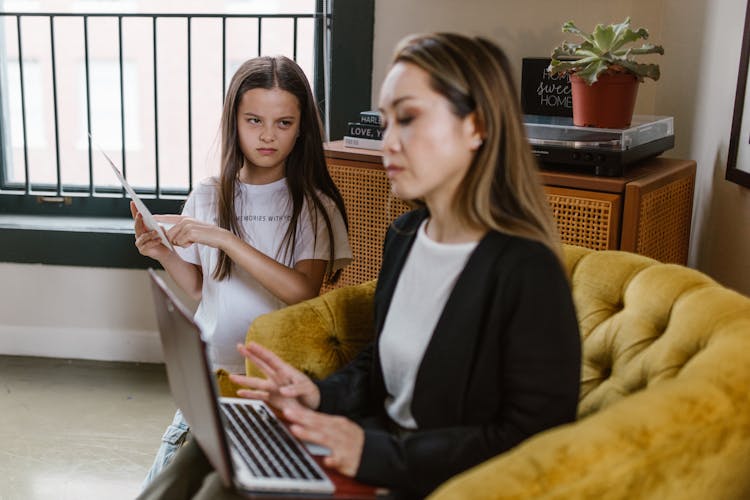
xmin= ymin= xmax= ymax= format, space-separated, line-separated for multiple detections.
xmin=378 ymin=219 xmax=478 ymax=429
xmin=176 ymin=177 xmax=351 ymax=373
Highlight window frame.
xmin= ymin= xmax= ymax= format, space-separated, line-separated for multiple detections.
xmin=0 ymin=1 xmax=374 ymax=268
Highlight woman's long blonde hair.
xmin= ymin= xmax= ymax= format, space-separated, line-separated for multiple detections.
xmin=392 ymin=33 xmax=561 ymax=259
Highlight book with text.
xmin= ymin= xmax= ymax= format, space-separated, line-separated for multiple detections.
xmin=347 ymin=122 xmax=383 ymax=140
xmin=359 ymin=110 xmax=381 ymax=126
xmin=343 ymin=136 xmax=383 ymax=151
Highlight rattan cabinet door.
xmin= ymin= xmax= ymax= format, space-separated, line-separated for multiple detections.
xmin=545 ymin=186 xmax=622 ymax=250
xmin=620 ymin=171 xmax=695 ymax=264
xmin=323 ymin=160 xmax=410 ymax=292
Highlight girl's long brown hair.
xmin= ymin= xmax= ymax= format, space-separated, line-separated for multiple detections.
xmin=214 ymin=56 xmax=347 ymax=282
xmin=391 ymin=33 xmax=561 ymax=260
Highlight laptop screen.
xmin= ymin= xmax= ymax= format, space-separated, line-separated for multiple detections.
xmin=148 ymin=269 xmax=235 ymax=487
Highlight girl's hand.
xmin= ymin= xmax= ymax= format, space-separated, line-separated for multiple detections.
xmin=130 ymin=201 xmax=172 ymax=261
xmin=284 ymin=406 xmax=364 ymax=477
xmin=156 ymin=214 xmax=233 ymax=250
xmin=229 ymin=342 xmax=321 ymax=413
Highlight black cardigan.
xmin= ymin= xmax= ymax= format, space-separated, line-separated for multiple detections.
xmin=316 ymin=209 xmax=581 ymax=498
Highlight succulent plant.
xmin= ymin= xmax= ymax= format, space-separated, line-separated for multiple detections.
xmin=548 ymin=17 xmax=664 ymax=85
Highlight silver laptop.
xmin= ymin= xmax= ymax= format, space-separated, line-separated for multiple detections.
xmin=148 ymin=269 xmax=335 ymax=495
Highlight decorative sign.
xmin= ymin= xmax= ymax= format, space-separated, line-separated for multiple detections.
xmin=521 ymin=57 xmax=573 ymax=117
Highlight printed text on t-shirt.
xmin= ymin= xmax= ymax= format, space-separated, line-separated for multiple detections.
xmin=238 ymin=215 xmax=293 ymax=223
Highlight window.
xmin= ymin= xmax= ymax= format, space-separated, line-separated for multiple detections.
xmin=0 ymin=0 xmax=374 ymax=268
xmin=0 ymin=0 xmax=319 ymax=215
xmin=7 ymin=60 xmax=45 ymax=150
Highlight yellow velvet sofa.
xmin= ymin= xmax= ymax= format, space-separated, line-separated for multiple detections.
xmin=239 ymin=245 xmax=750 ymax=499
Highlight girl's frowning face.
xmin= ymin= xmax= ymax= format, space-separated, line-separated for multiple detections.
xmin=236 ymin=87 xmax=301 ymax=184
xmin=378 ymin=62 xmax=482 ymax=207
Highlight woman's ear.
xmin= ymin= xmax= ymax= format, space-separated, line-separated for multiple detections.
xmin=464 ymin=112 xmax=485 ymax=151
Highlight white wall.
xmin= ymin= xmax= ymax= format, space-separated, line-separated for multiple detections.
xmin=372 ymin=0 xmax=750 ymax=296
xmin=0 ymin=264 xmax=163 ymax=362
xmin=0 ymin=263 xmax=196 ymax=362
xmin=1 ymin=0 xmax=748 ymax=363
xmin=371 ymin=0 xmax=662 ymax=114
xmin=659 ymin=0 xmax=750 ymax=296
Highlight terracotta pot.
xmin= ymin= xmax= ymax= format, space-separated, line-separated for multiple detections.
xmin=569 ymin=72 xmax=639 ymax=128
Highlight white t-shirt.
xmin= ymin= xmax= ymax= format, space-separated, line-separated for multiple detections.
xmin=379 ymin=220 xmax=478 ymax=429
xmin=176 ymin=177 xmax=351 ymax=372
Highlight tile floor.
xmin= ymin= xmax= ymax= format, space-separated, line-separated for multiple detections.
xmin=0 ymin=355 xmax=176 ymax=500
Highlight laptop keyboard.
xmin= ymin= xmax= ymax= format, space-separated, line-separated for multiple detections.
xmin=221 ymin=401 xmax=324 ymax=481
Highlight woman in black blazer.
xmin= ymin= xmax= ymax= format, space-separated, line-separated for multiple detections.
xmin=141 ymin=32 xmax=580 ymax=499
xmin=309 ymin=208 xmax=580 ymax=497
xmin=233 ymin=33 xmax=581 ymax=498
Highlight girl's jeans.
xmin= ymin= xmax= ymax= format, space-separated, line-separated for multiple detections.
xmin=141 ymin=409 xmax=190 ymax=489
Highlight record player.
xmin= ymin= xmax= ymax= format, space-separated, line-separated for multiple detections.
xmin=524 ymin=115 xmax=674 ymax=177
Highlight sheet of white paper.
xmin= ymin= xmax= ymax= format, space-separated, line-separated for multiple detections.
xmin=89 ymin=135 xmax=174 ymax=252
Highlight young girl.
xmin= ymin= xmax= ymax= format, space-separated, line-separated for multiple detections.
xmin=133 ymin=56 xmax=351 ymax=485
xmin=139 ymin=33 xmax=581 ymax=500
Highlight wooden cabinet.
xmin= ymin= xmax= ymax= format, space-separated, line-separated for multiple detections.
xmin=324 ymin=140 xmax=696 ymax=290
xmin=540 ymin=158 xmax=696 ymax=263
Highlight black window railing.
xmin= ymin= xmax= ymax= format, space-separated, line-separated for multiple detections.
xmin=0 ymin=11 xmax=323 ymax=217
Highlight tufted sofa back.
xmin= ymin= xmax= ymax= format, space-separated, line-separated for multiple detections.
xmin=563 ymin=245 xmax=750 ymax=418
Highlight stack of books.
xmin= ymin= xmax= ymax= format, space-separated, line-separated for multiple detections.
xmin=343 ymin=111 xmax=383 ymax=150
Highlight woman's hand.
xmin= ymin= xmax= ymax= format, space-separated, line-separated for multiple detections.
xmin=230 ymin=342 xmax=321 ymax=413
xmin=156 ymin=214 xmax=234 ymax=250
xmin=284 ymin=406 xmax=364 ymax=477
xmin=131 ymin=201 xmax=172 ymax=261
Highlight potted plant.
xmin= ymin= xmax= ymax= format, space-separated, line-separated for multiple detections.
xmin=548 ymin=17 xmax=664 ymax=128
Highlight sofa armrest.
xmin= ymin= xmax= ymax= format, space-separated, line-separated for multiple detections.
xmin=244 ymin=280 xmax=377 ymax=381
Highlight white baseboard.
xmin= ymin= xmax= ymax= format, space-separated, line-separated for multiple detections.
xmin=0 ymin=325 xmax=164 ymax=363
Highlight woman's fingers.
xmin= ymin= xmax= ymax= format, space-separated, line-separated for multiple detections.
xmin=284 ymin=405 xmax=324 ymax=427
xmin=231 ymin=350 xmax=295 ymax=402
xmin=279 ymin=381 xmax=311 ymax=398
xmin=165 ymin=218 xmax=194 ymax=243
xmin=134 ymin=232 xmax=149 ymax=248
xmin=166 ymin=224 xmax=187 ymax=247
xmin=135 ymin=231 xmax=162 ymax=251
xmin=247 ymin=342 xmax=297 ymax=375
xmin=236 ymin=389 xmax=270 ymax=401
xmin=289 ymin=423 xmax=326 ymax=445
xmin=285 ymin=407 xmax=328 ymax=442
xmin=133 ymin=212 xmax=147 ymax=237
xmin=154 ymin=214 xmax=185 ymax=224
xmin=238 ymin=344 xmax=297 ymax=390
xmin=162 ymin=217 xmax=230 ymax=250
xmin=283 ymin=408 xmax=363 ymax=476
xmin=237 ymin=345 xmax=282 ymax=383
xmin=235 ymin=344 xmax=320 ymax=411
xmin=228 ymin=373 xmax=277 ymax=392
xmin=167 ymin=219 xmax=207 ymax=248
